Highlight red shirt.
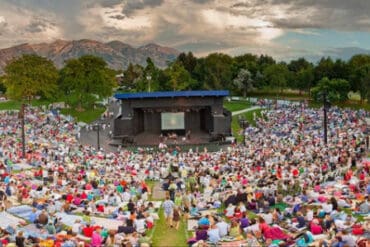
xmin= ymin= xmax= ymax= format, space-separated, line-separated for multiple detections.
xmin=66 ymin=194 xmax=73 ymax=203
xmin=310 ymin=223 xmax=323 ymax=235
xmin=82 ymin=226 xmax=94 ymax=237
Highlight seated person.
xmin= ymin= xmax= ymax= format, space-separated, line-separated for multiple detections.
xmin=82 ymin=224 xmax=94 ymax=238
xmin=117 ymin=219 xmax=135 ymax=234
xmin=293 ymin=211 xmax=306 ymax=229
xmin=225 ymin=203 xmax=236 ymax=219
xmin=309 ymin=219 xmax=323 ymax=235
xmin=207 ymin=224 xmax=220 ymax=244
xmin=357 ymin=196 xmax=369 ymax=214
xmin=198 ymin=215 xmax=210 ymax=228
xmin=229 ymin=220 xmax=243 ymax=240
xmin=190 ymin=204 xmax=201 ymax=217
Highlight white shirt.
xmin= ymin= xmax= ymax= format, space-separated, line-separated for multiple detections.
xmin=216 ymin=221 xmax=229 ymax=237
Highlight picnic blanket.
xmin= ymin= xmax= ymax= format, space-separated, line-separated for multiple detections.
xmin=271 ymin=202 xmax=288 ymax=212
xmin=55 ymin=213 xmax=82 ymax=227
xmin=7 ymin=205 xmax=35 ymax=219
xmin=219 ymin=240 xmax=247 ymax=247
xmin=18 ymin=224 xmax=48 ymax=239
xmin=187 ymin=219 xmax=198 ymax=231
xmin=0 ymin=212 xmax=22 ymax=228
xmin=55 ymin=213 xmax=123 ymax=230
xmin=12 ymin=163 xmax=33 ymax=171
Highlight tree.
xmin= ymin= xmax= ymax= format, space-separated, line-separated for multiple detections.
xmin=59 ymin=55 xmax=116 ymax=111
xmin=263 ymin=63 xmax=290 ymax=93
xmin=3 ymin=54 xmax=58 ymax=102
xmin=311 ymin=77 xmax=350 ymax=103
xmin=294 ymin=67 xmax=314 ymax=95
xmin=288 ymin=57 xmax=311 ymax=73
xmin=314 ymin=57 xmax=334 ymax=83
xmin=353 ymin=64 xmax=370 ymax=103
xmin=233 ymin=69 xmax=254 ymax=97
xmin=196 ymin=53 xmax=233 ymax=90
xmin=348 ymin=54 xmax=370 ymax=93
xmin=176 ymin=52 xmax=197 ymax=75
xmin=0 ymin=76 xmax=6 ymax=94
xmin=164 ymin=62 xmax=195 ymax=91
xmin=122 ymin=63 xmax=144 ymax=91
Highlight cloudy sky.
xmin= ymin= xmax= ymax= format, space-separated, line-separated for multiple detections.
xmin=0 ymin=0 xmax=370 ymax=61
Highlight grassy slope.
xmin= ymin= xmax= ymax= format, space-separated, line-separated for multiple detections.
xmin=223 ymin=100 xmax=251 ymax=112
xmin=150 ymin=208 xmax=188 ymax=247
xmin=0 ymin=99 xmax=53 ymax=110
xmin=60 ymin=107 xmax=105 ymax=123
xmin=232 ymin=109 xmax=263 ymax=142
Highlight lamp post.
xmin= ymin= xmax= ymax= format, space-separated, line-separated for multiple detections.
xmin=18 ymin=103 xmax=26 ymax=158
xmin=146 ymin=75 xmax=152 ymax=92
xmin=322 ymin=90 xmax=330 ymax=145
xmin=93 ymin=123 xmax=100 ymax=150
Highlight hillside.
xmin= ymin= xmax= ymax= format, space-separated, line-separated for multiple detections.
xmin=0 ymin=39 xmax=180 ymax=73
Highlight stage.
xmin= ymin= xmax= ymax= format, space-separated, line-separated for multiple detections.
xmin=113 ymin=91 xmax=232 ymax=146
xmin=134 ymin=131 xmax=211 ymax=146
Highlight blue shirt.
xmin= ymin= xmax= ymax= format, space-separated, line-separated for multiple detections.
xmin=29 ymin=211 xmax=38 ymax=223
xmin=208 ymin=228 xmax=220 ymax=244
xmin=198 ymin=217 xmax=210 ymax=226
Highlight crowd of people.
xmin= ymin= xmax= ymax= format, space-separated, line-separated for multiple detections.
xmin=0 ymin=102 xmax=368 ymax=247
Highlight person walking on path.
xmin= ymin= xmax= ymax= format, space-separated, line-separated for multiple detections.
xmin=163 ymin=196 xmax=175 ymax=227
xmin=173 ymin=206 xmax=181 ymax=230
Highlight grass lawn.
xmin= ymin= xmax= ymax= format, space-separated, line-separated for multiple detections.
xmin=224 ymin=100 xmax=251 ymax=112
xmin=0 ymin=100 xmax=21 ymax=110
xmin=231 ymin=109 xmax=263 ymax=142
xmin=60 ymin=107 xmax=105 ymax=123
xmin=0 ymin=99 xmax=53 ymax=110
xmin=150 ymin=207 xmax=188 ymax=247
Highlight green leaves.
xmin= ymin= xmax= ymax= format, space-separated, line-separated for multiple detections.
xmin=263 ymin=63 xmax=290 ymax=93
xmin=3 ymin=54 xmax=58 ymax=102
xmin=59 ymin=55 xmax=116 ymax=110
xmin=311 ymin=77 xmax=350 ymax=103
xmin=233 ymin=68 xmax=254 ymax=97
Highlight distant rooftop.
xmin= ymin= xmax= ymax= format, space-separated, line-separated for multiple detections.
xmin=114 ymin=90 xmax=229 ymax=100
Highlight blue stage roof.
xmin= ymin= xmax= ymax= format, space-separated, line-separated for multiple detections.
xmin=115 ymin=90 xmax=229 ymax=100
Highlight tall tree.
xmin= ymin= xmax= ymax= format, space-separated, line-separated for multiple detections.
xmin=0 ymin=76 xmax=7 ymax=94
xmin=348 ymin=54 xmax=370 ymax=92
xmin=288 ymin=57 xmax=311 ymax=73
xmin=353 ymin=64 xmax=370 ymax=103
xmin=165 ymin=62 xmax=195 ymax=91
xmin=3 ymin=54 xmax=58 ymax=102
xmin=176 ymin=52 xmax=197 ymax=75
xmin=314 ymin=57 xmax=334 ymax=83
xmin=263 ymin=63 xmax=290 ymax=94
xmin=311 ymin=77 xmax=350 ymax=103
xmin=201 ymin=53 xmax=233 ymax=90
xmin=59 ymin=55 xmax=116 ymax=111
xmin=122 ymin=63 xmax=144 ymax=91
xmin=233 ymin=69 xmax=254 ymax=97
xmin=295 ymin=67 xmax=314 ymax=95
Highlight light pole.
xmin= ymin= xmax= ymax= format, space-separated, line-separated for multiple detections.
xmin=18 ymin=103 xmax=26 ymax=158
xmin=322 ymin=90 xmax=330 ymax=145
xmin=93 ymin=123 xmax=100 ymax=150
xmin=146 ymin=75 xmax=152 ymax=92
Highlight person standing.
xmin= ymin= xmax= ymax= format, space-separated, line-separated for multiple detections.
xmin=173 ymin=206 xmax=181 ymax=230
xmin=91 ymin=227 xmax=103 ymax=247
xmin=163 ymin=196 xmax=175 ymax=227
xmin=15 ymin=231 xmax=25 ymax=247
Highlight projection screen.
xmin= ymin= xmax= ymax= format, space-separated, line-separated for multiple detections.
xmin=161 ymin=112 xmax=185 ymax=130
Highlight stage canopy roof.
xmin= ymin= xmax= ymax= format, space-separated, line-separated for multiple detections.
xmin=114 ymin=90 xmax=229 ymax=100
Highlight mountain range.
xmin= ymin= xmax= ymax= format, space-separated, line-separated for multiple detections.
xmin=0 ymin=39 xmax=180 ymax=73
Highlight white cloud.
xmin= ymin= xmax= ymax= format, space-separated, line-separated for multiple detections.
xmin=0 ymin=0 xmax=370 ymax=60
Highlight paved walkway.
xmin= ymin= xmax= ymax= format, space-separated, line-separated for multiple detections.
xmin=231 ymin=106 xmax=261 ymax=116
xmin=152 ymin=182 xmax=166 ymax=200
